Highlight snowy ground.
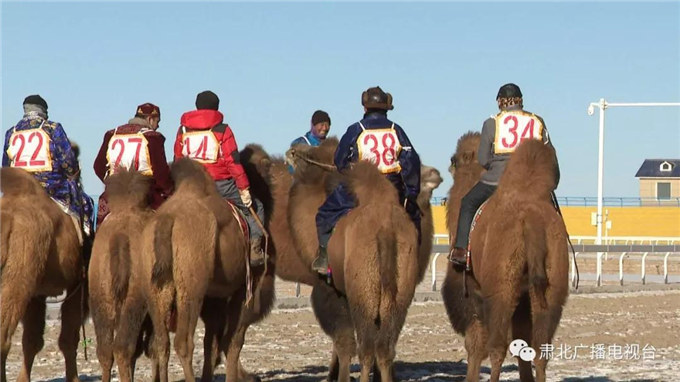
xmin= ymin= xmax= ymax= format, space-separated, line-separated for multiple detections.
xmin=4 ymin=288 xmax=680 ymax=382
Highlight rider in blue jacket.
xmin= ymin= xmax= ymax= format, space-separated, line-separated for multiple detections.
xmin=312 ymin=86 xmax=421 ymax=274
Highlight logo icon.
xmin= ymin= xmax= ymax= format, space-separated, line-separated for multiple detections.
xmin=509 ymin=339 xmax=536 ymax=361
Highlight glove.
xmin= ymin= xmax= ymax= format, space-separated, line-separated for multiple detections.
xmin=239 ymin=188 xmax=253 ymax=208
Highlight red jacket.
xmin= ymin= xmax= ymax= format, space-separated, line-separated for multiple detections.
xmin=93 ymin=123 xmax=173 ymax=211
xmin=173 ymin=109 xmax=249 ymax=190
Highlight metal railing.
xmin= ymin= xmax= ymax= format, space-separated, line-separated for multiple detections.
xmin=429 ymin=196 xmax=680 ymax=207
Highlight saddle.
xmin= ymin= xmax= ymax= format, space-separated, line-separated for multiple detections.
xmin=224 ymin=200 xmax=250 ymax=244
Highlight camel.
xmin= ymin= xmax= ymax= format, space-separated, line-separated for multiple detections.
xmin=198 ymin=144 xmax=280 ymax=382
xmin=142 ymin=154 xmax=279 ymax=382
xmin=88 ymin=169 xmax=154 ymax=382
xmin=441 ymin=134 xmax=569 ymax=382
xmin=286 ymin=140 xmax=442 ymax=382
xmin=0 ymin=168 xmax=86 ymax=382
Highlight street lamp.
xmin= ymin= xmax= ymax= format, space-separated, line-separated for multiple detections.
xmin=587 ymin=99 xmax=680 ymax=245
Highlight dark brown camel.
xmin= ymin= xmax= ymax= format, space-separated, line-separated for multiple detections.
xmin=88 ymin=169 xmax=154 ymax=382
xmin=0 ymin=168 xmax=86 ymax=382
xmin=286 ymin=140 xmax=442 ymax=382
xmin=142 ymin=158 xmax=253 ymax=382
xmin=442 ymin=134 xmax=569 ymax=382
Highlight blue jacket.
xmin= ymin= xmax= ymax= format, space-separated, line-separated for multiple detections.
xmin=290 ymin=130 xmax=323 ymax=147
xmin=335 ymin=112 xmax=420 ymax=199
xmin=3 ymin=115 xmax=94 ymax=234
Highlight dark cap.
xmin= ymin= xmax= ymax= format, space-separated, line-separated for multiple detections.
xmin=196 ymin=90 xmax=220 ymax=110
xmin=361 ymin=86 xmax=394 ymax=110
xmin=311 ymin=110 xmax=331 ymax=126
xmin=496 ymin=83 xmax=522 ymax=100
xmin=23 ymin=94 xmax=48 ymax=110
xmin=136 ymin=102 xmax=161 ymax=118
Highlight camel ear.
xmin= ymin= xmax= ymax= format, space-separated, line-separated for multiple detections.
xmin=259 ymin=157 xmax=272 ymax=174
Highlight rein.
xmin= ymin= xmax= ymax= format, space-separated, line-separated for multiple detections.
xmin=291 ymin=151 xmax=336 ymax=171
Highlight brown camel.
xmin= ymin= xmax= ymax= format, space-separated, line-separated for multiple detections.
xmin=199 ymin=144 xmax=281 ymax=382
xmin=88 ymin=169 xmax=154 ymax=382
xmin=142 ymin=153 xmax=281 ymax=382
xmin=441 ymin=134 xmax=569 ymax=382
xmin=0 ymin=168 xmax=86 ymax=382
xmin=286 ymin=140 xmax=442 ymax=382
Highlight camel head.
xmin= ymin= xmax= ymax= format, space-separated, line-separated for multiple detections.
xmin=285 ymin=137 xmax=339 ymax=184
xmin=419 ymin=165 xmax=443 ymax=202
xmin=449 ymin=131 xmax=482 ymax=180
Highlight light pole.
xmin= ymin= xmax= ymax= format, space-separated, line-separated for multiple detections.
xmin=587 ymin=100 xmax=680 ymax=246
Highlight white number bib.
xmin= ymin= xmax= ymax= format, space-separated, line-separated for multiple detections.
xmin=181 ymin=131 xmax=220 ymax=163
xmin=106 ymin=133 xmax=152 ymax=176
xmin=7 ymin=128 xmax=53 ymax=172
xmin=494 ymin=111 xmax=544 ymax=154
xmin=357 ymin=125 xmax=402 ymax=174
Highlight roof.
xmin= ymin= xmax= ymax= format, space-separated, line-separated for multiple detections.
xmin=635 ymin=159 xmax=680 ymax=178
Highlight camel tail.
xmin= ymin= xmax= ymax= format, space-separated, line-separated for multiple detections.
xmin=151 ymin=215 xmax=175 ymax=286
xmin=110 ymin=233 xmax=131 ymax=304
xmin=377 ymin=226 xmax=398 ymax=325
xmin=523 ymin=216 xmax=548 ymax=308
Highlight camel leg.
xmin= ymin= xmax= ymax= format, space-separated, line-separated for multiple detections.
xmin=59 ymin=286 xmax=85 ymax=382
xmin=484 ymin=296 xmax=515 ymax=382
xmin=16 ymin=297 xmax=46 ymax=382
xmin=201 ymin=298 xmax=228 ymax=381
xmin=529 ymin=290 xmax=563 ymax=382
xmin=114 ymin=298 xmax=147 ymax=382
xmin=328 ymin=348 xmax=340 ymax=381
xmin=357 ymin=345 xmax=375 ymax=382
xmin=512 ymin=294 xmax=535 ymax=382
xmin=311 ymin=284 xmax=356 ymax=382
xmin=173 ymin=293 xmax=203 ymax=382
xmin=1 ymin=286 xmax=29 ymax=382
xmin=464 ymin=319 xmax=488 ymax=382
xmin=222 ymin=290 xmax=259 ymax=382
xmin=91 ymin=301 xmax=115 ymax=382
xmin=147 ymin=295 xmax=171 ymax=382
xmin=374 ymin=346 xmax=394 ymax=382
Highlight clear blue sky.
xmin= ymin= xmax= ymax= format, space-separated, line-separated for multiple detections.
xmin=2 ymin=1 xmax=679 ymax=198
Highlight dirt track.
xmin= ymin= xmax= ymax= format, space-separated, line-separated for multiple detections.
xmin=4 ymin=288 xmax=680 ymax=382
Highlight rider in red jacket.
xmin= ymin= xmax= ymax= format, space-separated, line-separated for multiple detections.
xmin=173 ymin=91 xmax=265 ymax=267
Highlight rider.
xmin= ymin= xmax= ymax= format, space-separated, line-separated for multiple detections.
xmin=448 ymin=83 xmax=560 ymax=268
xmin=289 ymin=110 xmax=331 ymax=172
xmin=311 ymin=86 xmax=422 ymax=274
xmin=3 ymin=95 xmax=95 ymax=254
xmin=173 ymin=90 xmax=266 ymax=267
xmin=291 ymin=110 xmax=331 ymax=147
xmin=93 ymin=102 xmax=174 ymax=226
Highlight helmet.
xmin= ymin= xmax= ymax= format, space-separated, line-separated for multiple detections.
xmin=496 ymin=83 xmax=522 ymax=100
xmin=361 ymin=86 xmax=394 ymax=110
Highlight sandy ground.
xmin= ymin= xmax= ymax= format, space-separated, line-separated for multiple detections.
xmin=4 ymin=287 xmax=679 ymax=382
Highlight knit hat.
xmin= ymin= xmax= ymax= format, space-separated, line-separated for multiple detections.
xmin=23 ymin=94 xmax=48 ymax=110
xmin=311 ymin=110 xmax=331 ymax=126
xmin=196 ymin=90 xmax=220 ymax=110
xmin=496 ymin=83 xmax=523 ymax=100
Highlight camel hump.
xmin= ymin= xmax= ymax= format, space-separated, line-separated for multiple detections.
xmin=105 ymin=169 xmax=152 ymax=212
xmin=497 ymin=139 xmax=557 ymax=200
xmin=0 ymin=167 xmax=45 ymax=197
xmin=347 ymin=161 xmax=399 ymax=206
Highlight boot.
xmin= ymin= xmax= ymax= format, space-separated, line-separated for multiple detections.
xmin=448 ymin=247 xmax=467 ymax=269
xmin=249 ymin=237 xmax=265 ymax=267
xmin=311 ymin=246 xmax=329 ymax=274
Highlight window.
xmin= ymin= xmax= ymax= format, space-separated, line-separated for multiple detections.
xmin=660 ymin=161 xmax=672 ymax=172
xmin=657 ymin=182 xmax=671 ymax=200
